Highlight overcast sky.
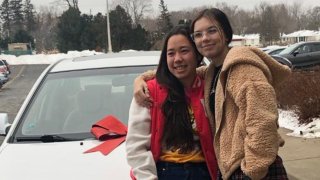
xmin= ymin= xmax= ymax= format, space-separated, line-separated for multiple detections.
xmin=30 ymin=0 xmax=318 ymax=16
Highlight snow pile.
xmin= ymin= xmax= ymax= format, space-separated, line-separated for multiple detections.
xmin=279 ymin=110 xmax=320 ymax=138
xmin=0 ymin=50 xmax=103 ymax=65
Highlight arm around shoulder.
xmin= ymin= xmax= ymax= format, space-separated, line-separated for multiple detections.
xmin=133 ymin=69 xmax=156 ymax=107
xmin=196 ymin=66 xmax=208 ymax=79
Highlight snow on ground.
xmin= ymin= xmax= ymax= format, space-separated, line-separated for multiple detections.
xmin=279 ymin=110 xmax=320 ymax=138
xmin=1 ymin=50 xmax=319 ymax=138
xmin=0 ymin=50 xmax=103 ymax=65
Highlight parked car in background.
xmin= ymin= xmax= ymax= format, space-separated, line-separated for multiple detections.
xmin=278 ymin=41 xmax=320 ymax=68
xmin=0 ymin=73 xmax=8 ymax=85
xmin=0 ymin=78 xmax=3 ymax=89
xmin=0 ymin=59 xmax=9 ymax=76
xmin=0 ymin=51 xmax=161 ymax=180
xmin=271 ymin=55 xmax=293 ymax=69
xmin=265 ymin=46 xmax=286 ymax=55
xmin=1 ymin=59 xmax=10 ymax=74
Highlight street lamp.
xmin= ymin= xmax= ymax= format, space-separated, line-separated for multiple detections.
xmin=106 ymin=0 xmax=112 ymax=53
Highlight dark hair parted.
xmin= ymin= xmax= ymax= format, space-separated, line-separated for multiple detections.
xmin=191 ymin=8 xmax=233 ymax=45
xmin=156 ymin=25 xmax=203 ymax=153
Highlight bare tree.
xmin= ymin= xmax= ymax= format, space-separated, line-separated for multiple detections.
xmin=305 ymin=6 xmax=320 ymax=30
xmin=170 ymin=7 xmax=206 ymax=26
xmin=289 ymin=2 xmax=304 ymax=30
xmin=258 ymin=2 xmax=280 ymax=45
xmin=216 ymin=2 xmax=241 ymax=34
xmin=273 ymin=4 xmax=295 ymax=35
xmin=33 ymin=6 xmax=59 ymax=52
xmin=51 ymin=0 xmax=78 ymax=10
xmin=117 ymin=0 xmax=152 ymax=25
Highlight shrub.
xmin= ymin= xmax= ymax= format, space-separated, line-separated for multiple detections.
xmin=277 ymin=65 xmax=320 ymax=124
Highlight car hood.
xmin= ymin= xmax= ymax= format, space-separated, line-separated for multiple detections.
xmin=0 ymin=139 xmax=131 ymax=180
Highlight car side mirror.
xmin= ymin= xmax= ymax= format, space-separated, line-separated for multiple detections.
xmin=293 ymin=51 xmax=299 ymax=56
xmin=0 ymin=113 xmax=11 ymax=136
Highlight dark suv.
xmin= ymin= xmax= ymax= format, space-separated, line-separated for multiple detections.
xmin=278 ymin=41 xmax=320 ymax=68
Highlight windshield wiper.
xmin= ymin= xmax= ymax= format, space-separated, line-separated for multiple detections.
xmin=16 ymin=135 xmax=80 ymax=143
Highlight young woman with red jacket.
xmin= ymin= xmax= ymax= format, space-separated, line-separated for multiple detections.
xmin=126 ymin=25 xmax=217 ymax=180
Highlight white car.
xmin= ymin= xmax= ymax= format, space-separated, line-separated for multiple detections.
xmin=0 ymin=51 xmax=160 ymax=180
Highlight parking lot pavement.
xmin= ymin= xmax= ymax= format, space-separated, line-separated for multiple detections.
xmin=278 ymin=128 xmax=320 ymax=180
xmin=0 ymin=65 xmax=49 ymax=146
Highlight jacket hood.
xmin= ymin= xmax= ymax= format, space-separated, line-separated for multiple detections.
xmin=220 ymin=46 xmax=291 ymax=88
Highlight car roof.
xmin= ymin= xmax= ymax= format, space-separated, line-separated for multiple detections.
xmin=265 ymin=46 xmax=286 ymax=52
xmin=294 ymin=41 xmax=320 ymax=45
xmin=50 ymin=51 xmax=161 ymax=73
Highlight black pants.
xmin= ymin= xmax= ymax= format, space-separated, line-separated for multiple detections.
xmin=156 ymin=161 xmax=211 ymax=180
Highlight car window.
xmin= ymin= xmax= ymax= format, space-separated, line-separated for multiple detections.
xmin=269 ymin=48 xmax=285 ymax=55
xmin=14 ymin=65 xmax=157 ymax=139
xmin=279 ymin=43 xmax=301 ymax=55
xmin=313 ymin=43 xmax=320 ymax=52
xmin=0 ymin=60 xmax=4 ymax=66
xmin=296 ymin=44 xmax=311 ymax=54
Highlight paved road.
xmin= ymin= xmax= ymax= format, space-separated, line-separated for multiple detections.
xmin=278 ymin=128 xmax=320 ymax=180
xmin=0 ymin=64 xmax=49 ymax=144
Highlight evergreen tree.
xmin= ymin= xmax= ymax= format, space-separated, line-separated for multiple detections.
xmin=56 ymin=7 xmax=82 ymax=53
xmin=10 ymin=0 xmax=24 ymax=34
xmin=23 ymin=0 xmax=37 ymax=32
xmin=91 ymin=13 xmax=107 ymax=51
xmin=79 ymin=14 xmax=96 ymax=50
xmin=130 ymin=24 xmax=151 ymax=50
xmin=0 ymin=0 xmax=12 ymax=38
xmin=109 ymin=5 xmax=133 ymax=52
xmin=157 ymin=0 xmax=173 ymax=39
xmin=13 ymin=29 xmax=34 ymax=48
xmin=0 ymin=37 xmax=10 ymax=49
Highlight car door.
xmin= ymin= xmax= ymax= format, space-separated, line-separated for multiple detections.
xmin=290 ymin=43 xmax=313 ymax=67
xmin=309 ymin=43 xmax=320 ymax=66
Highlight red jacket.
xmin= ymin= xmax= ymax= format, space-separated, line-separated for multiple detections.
xmin=147 ymin=77 xmax=218 ymax=179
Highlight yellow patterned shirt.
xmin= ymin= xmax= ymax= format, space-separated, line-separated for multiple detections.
xmin=159 ymin=106 xmax=205 ymax=163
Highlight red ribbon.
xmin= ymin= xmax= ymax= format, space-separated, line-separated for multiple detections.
xmin=84 ymin=115 xmax=127 ymax=155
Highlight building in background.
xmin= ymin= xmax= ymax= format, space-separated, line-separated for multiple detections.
xmin=281 ymin=30 xmax=320 ymax=44
xmin=230 ymin=35 xmax=246 ymax=47
xmin=243 ymin=34 xmax=260 ymax=47
xmin=3 ymin=43 xmax=33 ymax=56
xmin=230 ymin=30 xmax=320 ymax=48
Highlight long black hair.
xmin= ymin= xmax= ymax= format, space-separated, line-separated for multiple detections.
xmin=156 ymin=25 xmax=203 ymax=153
xmin=191 ymin=8 xmax=233 ymax=45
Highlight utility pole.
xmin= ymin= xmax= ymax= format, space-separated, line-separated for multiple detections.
xmin=106 ymin=0 xmax=113 ymax=53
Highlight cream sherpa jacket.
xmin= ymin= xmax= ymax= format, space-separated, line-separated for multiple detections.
xmin=203 ymin=46 xmax=291 ymax=180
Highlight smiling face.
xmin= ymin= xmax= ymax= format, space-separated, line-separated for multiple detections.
xmin=193 ymin=17 xmax=229 ymax=60
xmin=166 ymin=34 xmax=198 ymax=87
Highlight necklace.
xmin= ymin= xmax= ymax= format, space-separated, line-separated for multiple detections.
xmin=210 ymin=67 xmax=222 ymax=95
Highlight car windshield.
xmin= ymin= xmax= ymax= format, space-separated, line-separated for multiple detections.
xmin=279 ymin=43 xmax=301 ymax=55
xmin=13 ymin=65 xmax=156 ymax=141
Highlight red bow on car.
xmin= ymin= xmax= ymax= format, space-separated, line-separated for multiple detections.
xmin=84 ymin=115 xmax=127 ymax=155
